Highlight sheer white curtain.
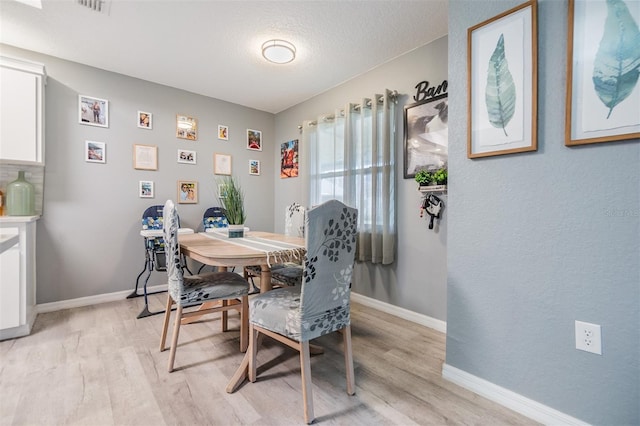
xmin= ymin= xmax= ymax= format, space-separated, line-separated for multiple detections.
xmin=302 ymin=89 xmax=396 ymax=264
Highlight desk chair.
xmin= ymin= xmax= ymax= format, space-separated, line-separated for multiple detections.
xmin=129 ymin=205 xmax=193 ymax=319
xmin=248 ymin=200 xmax=358 ymax=424
xmin=159 ymin=200 xmax=250 ymax=372
xmin=246 ymin=202 xmax=306 ymax=288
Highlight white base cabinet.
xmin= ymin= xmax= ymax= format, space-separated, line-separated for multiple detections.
xmin=0 ymin=216 xmax=38 ymax=340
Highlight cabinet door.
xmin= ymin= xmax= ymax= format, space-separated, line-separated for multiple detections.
xmin=0 ymin=244 xmax=20 ymax=329
xmin=0 ymin=67 xmax=39 ymax=163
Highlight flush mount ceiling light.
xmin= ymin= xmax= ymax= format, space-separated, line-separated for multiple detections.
xmin=262 ymin=39 xmax=296 ymax=64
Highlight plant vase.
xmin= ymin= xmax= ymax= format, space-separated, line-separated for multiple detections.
xmin=228 ymin=224 xmax=245 ymax=238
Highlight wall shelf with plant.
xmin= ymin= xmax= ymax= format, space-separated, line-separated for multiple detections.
xmin=415 ymin=166 xmax=447 ymax=193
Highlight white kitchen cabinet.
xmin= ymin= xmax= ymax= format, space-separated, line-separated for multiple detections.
xmin=0 ymin=216 xmax=38 ymax=340
xmin=0 ymin=55 xmax=46 ymax=165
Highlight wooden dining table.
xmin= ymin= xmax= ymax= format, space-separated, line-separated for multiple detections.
xmin=178 ymin=230 xmax=306 ymax=392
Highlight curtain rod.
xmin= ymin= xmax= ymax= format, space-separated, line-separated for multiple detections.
xmin=297 ymin=90 xmax=397 ymax=130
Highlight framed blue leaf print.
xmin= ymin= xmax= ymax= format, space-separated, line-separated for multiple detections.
xmin=566 ymin=0 xmax=640 ymax=146
xmin=467 ymin=0 xmax=538 ymax=158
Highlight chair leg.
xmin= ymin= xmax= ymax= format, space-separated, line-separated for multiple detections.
xmin=221 ymin=299 xmax=228 ymax=332
xmin=159 ymin=295 xmax=173 ymax=352
xmin=300 ymin=340 xmax=314 ymax=424
xmin=342 ymin=325 xmax=355 ymax=395
xmin=168 ymin=304 xmax=183 ymax=373
xmin=240 ymin=295 xmax=249 ymax=352
xmin=248 ymin=324 xmax=259 ymax=382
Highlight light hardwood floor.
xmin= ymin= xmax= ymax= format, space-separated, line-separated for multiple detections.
xmin=0 ymin=293 xmax=537 ymax=425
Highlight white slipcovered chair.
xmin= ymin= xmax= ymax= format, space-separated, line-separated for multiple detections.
xmin=245 ymin=202 xmax=306 ymax=288
xmin=159 ymin=199 xmax=250 ymax=372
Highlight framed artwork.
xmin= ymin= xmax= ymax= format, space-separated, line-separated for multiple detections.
xmin=139 ymin=181 xmax=154 ymax=198
xmin=137 ymin=111 xmax=152 ymax=129
xmin=176 ymin=115 xmax=197 ymax=140
xmin=85 ymin=140 xmax=105 ymax=163
xmin=214 ymin=153 xmax=232 ymax=175
xmin=403 ymin=94 xmax=448 ymax=178
xmin=247 ymin=129 xmax=262 ymax=151
xmin=79 ymin=95 xmax=108 ymax=128
xmin=218 ymin=125 xmax=229 ymax=140
xmin=249 ymin=159 xmax=260 ymax=176
xmin=467 ymin=0 xmax=538 ymax=158
xmin=133 ymin=144 xmax=158 ymax=170
xmin=177 ymin=149 xmax=197 ymax=164
xmin=177 ymin=180 xmax=198 ymax=204
xmin=565 ymin=0 xmax=640 ymax=146
xmin=280 ymin=139 xmax=299 ymax=178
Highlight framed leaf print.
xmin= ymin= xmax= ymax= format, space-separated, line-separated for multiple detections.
xmin=467 ymin=0 xmax=537 ymax=158
xmin=565 ymin=0 xmax=640 ymax=146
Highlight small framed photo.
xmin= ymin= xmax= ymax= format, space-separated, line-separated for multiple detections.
xmin=565 ymin=0 xmax=640 ymax=146
xmin=218 ymin=124 xmax=229 ymax=140
xmin=79 ymin=95 xmax=108 ymax=127
xmin=249 ymin=159 xmax=260 ymax=176
xmin=467 ymin=0 xmax=537 ymax=158
xmin=139 ymin=181 xmax=154 ymax=198
xmin=178 ymin=180 xmax=198 ymax=204
xmin=133 ymin=144 xmax=158 ymax=170
xmin=85 ymin=140 xmax=106 ymax=163
xmin=177 ymin=149 xmax=197 ymax=164
xmin=137 ymin=111 xmax=152 ymax=129
xmin=247 ymin=129 xmax=262 ymax=151
xmin=214 ymin=153 xmax=232 ymax=175
xmin=176 ymin=114 xmax=197 ymax=140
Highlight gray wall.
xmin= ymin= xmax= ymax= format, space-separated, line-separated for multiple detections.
xmin=446 ymin=1 xmax=639 ymax=425
xmin=274 ymin=36 xmax=449 ymax=322
xmin=0 ymin=44 xmax=276 ymax=304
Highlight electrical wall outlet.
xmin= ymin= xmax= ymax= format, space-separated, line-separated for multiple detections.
xmin=575 ymin=320 xmax=602 ymax=355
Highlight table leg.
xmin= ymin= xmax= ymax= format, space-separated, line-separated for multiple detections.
xmin=226 ymin=264 xmax=272 ymax=392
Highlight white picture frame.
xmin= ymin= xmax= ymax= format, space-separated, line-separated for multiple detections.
xmin=79 ymin=95 xmax=108 ymax=128
xmin=139 ymin=180 xmax=154 ymax=198
xmin=85 ymin=140 xmax=106 ymax=163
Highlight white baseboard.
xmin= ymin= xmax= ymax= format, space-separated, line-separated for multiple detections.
xmin=37 ymin=284 xmax=167 ymax=314
xmin=351 ymin=292 xmax=447 ymax=333
xmin=442 ymin=364 xmax=588 ymax=426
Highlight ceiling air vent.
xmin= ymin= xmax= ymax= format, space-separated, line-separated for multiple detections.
xmin=77 ymin=0 xmax=110 ymax=14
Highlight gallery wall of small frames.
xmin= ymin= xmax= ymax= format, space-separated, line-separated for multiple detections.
xmin=77 ymin=97 xmax=300 ymax=203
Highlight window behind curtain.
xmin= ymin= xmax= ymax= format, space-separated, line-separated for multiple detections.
xmin=305 ymin=90 xmax=396 ymax=264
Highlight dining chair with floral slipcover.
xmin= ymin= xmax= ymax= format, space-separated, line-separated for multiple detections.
xmin=247 ymin=199 xmax=358 ymax=424
xmin=159 ymin=199 xmax=250 ymax=372
xmin=245 ymin=202 xmax=307 ymax=288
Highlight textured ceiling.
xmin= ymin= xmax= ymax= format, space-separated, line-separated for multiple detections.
xmin=0 ymin=0 xmax=448 ymax=113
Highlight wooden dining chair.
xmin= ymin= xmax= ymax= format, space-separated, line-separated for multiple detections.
xmin=248 ymin=200 xmax=358 ymax=424
xmin=159 ymin=199 xmax=250 ymax=372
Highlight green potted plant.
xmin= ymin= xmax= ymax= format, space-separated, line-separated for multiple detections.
xmin=217 ymin=176 xmax=246 ymax=238
xmin=415 ymin=169 xmax=434 ymax=187
xmin=433 ymin=167 xmax=448 ymax=186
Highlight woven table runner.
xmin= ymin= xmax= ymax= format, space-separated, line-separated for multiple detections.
xmin=201 ymin=231 xmax=305 ymax=267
